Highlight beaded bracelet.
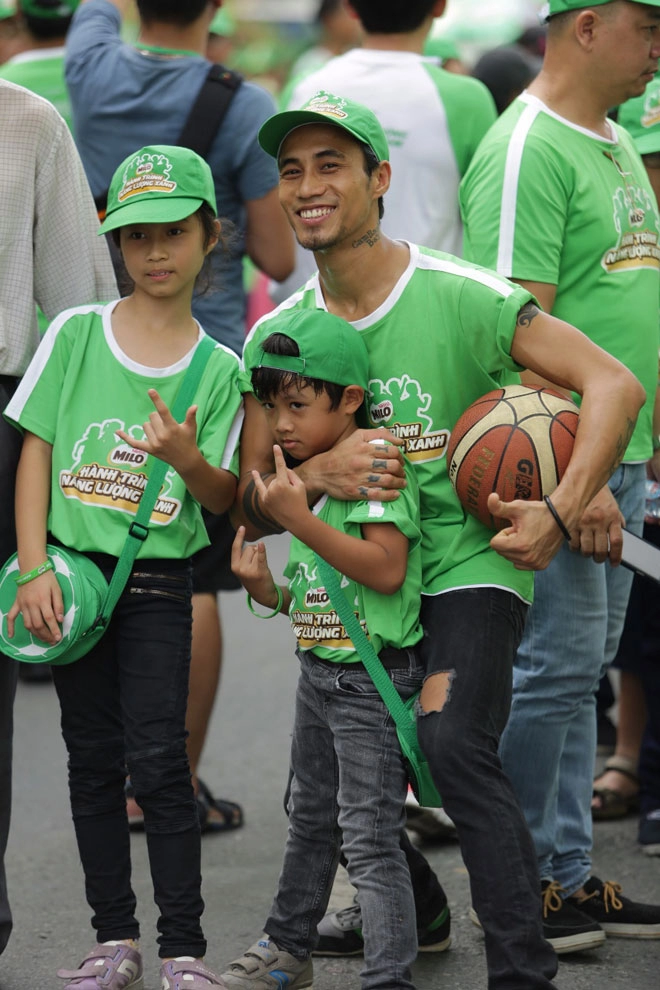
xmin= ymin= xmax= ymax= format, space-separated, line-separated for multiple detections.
xmin=246 ymin=585 xmax=283 ymax=619
xmin=14 ymin=560 xmax=54 ymax=586
xmin=543 ymin=495 xmax=571 ymax=541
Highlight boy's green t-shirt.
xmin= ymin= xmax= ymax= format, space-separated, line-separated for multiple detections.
xmin=284 ymin=468 xmax=423 ymax=663
xmin=243 ymin=243 xmax=535 ymax=602
xmin=460 ymin=93 xmax=660 ymax=462
xmin=5 ymin=302 xmax=243 ymax=559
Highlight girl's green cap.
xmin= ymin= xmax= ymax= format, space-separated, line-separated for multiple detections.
xmin=98 ymin=145 xmax=217 ymax=235
xmin=258 ymin=90 xmax=389 ymax=163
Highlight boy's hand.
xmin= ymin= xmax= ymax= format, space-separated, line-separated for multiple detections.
xmin=252 ymin=445 xmax=309 ymax=531
xmin=115 ymin=389 xmax=199 ymax=473
xmin=7 ymin=571 xmax=64 ymax=645
xmin=231 ymin=525 xmax=281 ymax=609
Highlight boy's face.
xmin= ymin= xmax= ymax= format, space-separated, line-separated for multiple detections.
xmin=258 ymin=382 xmax=362 ymax=461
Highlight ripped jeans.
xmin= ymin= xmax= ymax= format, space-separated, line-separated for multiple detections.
xmin=417 ymin=589 xmax=558 ymax=990
xmin=51 ymin=555 xmax=205 ymax=959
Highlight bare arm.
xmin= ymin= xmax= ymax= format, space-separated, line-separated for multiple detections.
xmin=79 ymin=0 xmax=131 ymax=10
xmin=245 ymin=189 xmax=295 ymax=282
xmin=231 ymin=394 xmax=406 ymax=541
xmin=8 ymin=433 xmax=63 ymax=644
xmin=488 ymin=303 xmax=645 ymax=570
xmin=115 ymin=389 xmax=237 ymax=514
xmin=649 ymin=383 xmax=660 ymax=483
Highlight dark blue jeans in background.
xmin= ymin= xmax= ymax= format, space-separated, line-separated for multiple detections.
xmin=51 ymin=556 xmax=206 ymax=959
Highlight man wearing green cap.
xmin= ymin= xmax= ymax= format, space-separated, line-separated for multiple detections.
xmin=460 ymin=0 xmax=660 ymax=955
xmin=0 ymin=1 xmax=79 ymax=127
xmin=228 ymin=90 xmax=646 ymax=990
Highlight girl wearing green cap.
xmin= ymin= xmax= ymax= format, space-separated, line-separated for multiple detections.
xmin=4 ymin=145 xmax=241 ymax=989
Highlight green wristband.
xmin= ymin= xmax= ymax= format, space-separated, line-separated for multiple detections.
xmin=246 ymin=585 xmax=283 ymax=619
xmin=14 ymin=560 xmax=54 ymax=586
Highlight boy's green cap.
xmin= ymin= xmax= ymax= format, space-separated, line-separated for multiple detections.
xmin=619 ymin=72 xmax=660 ymax=155
xmin=251 ymin=308 xmax=370 ymax=391
xmin=98 ymin=145 xmax=217 ymax=235
xmin=20 ymin=0 xmax=79 ymax=18
xmin=543 ymin=0 xmax=660 ymax=17
xmin=258 ymin=90 xmax=389 ymax=163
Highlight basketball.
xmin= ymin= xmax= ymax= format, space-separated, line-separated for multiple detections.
xmin=447 ymin=384 xmax=579 ymax=531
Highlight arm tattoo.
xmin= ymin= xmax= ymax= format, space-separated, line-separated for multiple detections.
xmin=242 ymin=474 xmax=285 ymax=535
xmin=352 ymin=227 xmax=380 ymax=249
xmin=607 ymin=418 xmax=636 ymax=477
xmin=516 ymin=302 xmax=541 ymax=328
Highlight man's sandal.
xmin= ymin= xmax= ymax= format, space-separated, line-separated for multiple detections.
xmin=592 ymin=755 xmax=640 ymax=820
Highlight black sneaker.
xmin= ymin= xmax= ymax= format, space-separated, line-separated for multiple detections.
xmin=314 ymin=896 xmax=451 ymax=956
xmin=469 ymin=881 xmax=605 ymax=955
xmin=569 ymin=876 xmax=660 ymax=937
xmin=639 ymin=810 xmax=660 ymax=857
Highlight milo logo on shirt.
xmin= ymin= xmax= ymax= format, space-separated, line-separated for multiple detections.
xmin=117 ymin=151 xmax=177 ymax=202
xmin=289 ymin=563 xmax=365 ymax=651
xmin=59 ymin=419 xmax=181 ymax=523
xmin=367 ymin=375 xmax=449 ymax=463
xmin=602 ymin=185 xmax=660 ymax=272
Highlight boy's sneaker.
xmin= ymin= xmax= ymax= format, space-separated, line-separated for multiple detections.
xmin=160 ymin=957 xmax=227 ymax=988
xmin=221 ymin=938 xmax=312 ymax=990
xmin=469 ymin=882 xmax=605 ymax=955
xmin=57 ymin=942 xmax=143 ymax=989
xmin=568 ymin=876 xmax=660 ymax=937
xmin=313 ymin=895 xmax=451 ymax=956
xmin=639 ymin=810 xmax=660 ymax=856
xmin=541 ymin=881 xmax=606 ymax=954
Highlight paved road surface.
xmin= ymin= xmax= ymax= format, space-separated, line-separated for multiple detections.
xmin=2 ymin=535 xmax=659 ymax=989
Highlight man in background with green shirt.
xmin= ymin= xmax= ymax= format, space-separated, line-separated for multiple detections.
xmin=460 ymin=0 xmax=660 ymax=954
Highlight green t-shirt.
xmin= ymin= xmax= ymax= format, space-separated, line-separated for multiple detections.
xmin=0 ymin=49 xmax=72 ymax=129
xmin=5 ymin=302 xmax=243 ymax=559
xmin=460 ymin=92 xmax=660 ymax=462
xmin=243 ymin=243 xmax=535 ymax=602
xmin=284 ymin=467 xmax=423 ymax=662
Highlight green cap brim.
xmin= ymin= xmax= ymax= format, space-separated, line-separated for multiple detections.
xmin=98 ymin=196 xmax=204 ymax=235
xmin=259 ymin=110 xmax=385 ymax=161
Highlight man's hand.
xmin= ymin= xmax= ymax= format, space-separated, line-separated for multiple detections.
xmin=7 ymin=571 xmax=64 ymax=645
xmin=231 ymin=526 xmax=282 ymax=610
xmin=569 ymin=485 xmax=624 ymax=564
xmin=488 ymin=493 xmax=565 ymax=571
xmin=299 ymin=428 xmax=406 ymax=502
xmin=115 ymin=388 xmax=199 ymax=473
xmin=253 ymin=445 xmax=310 ymax=531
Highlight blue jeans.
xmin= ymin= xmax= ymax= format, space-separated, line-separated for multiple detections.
xmin=500 ymin=463 xmax=646 ymax=894
xmin=265 ymin=649 xmax=423 ymax=990
xmin=51 ymin=556 xmax=206 ymax=959
xmin=417 ymin=588 xmax=558 ymax=990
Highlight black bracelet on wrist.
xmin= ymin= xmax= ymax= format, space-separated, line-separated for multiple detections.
xmin=543 ymin=494 xmax=572 ymax=541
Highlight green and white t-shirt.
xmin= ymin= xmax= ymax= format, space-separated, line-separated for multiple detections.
xmin=5 ymin=302 xmax=243 ymax=559
xmin=460 ymin=92 xmax=660 ymax=462
xmin=244 ymin=243 xmax=534 ymax=602
xmin=285 ymin=468 xmax=423 ymax=662
xmin=270 ymin=49 xmax=497 ymax=304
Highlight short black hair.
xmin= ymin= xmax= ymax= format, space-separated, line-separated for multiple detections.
xmin=349 ymin=0 xmax=437 ymax=33
xmin=137 ymin=0 xmax=208 ymax=27
xmin=361 ymin=142 xmax=385 ymax=221
xmin=251 ymin=332 xmax=346 ymax=410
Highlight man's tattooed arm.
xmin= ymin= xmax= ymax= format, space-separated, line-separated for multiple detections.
xmin=607 ymin=418 xmax=636 ymax=478
xmin=516 ymin=302 xmax=541 ymax=328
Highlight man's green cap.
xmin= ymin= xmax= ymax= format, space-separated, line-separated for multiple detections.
xmin=543 ymin=0 xmax=660 ymax=17
xmin=258 ymin=90 xmax=389 ymax=163
xmin=99 ymin=145 xmax=217 ymax=235
xmin=250 ymin=308 xmax=370 ymax=391
xmin=619 ymin=71 xmax=660 ymax=155
xmin=19 ymin=0 xmax=79 ymax=19
xmin=0 ymin=2 xmax=16 ymax=19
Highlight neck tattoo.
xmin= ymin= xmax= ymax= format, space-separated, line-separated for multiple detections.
xmin=352 ymin=228 xmax=380 ymax=249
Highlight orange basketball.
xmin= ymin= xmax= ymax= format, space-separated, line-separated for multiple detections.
xmin=447 ymin=384 xmax=579 ymax=531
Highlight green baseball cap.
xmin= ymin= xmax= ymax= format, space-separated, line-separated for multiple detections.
xmin=619 ymin=71 xmax=660 ymax=154
xmin=19 ymin=0 xmax=79 ymax=18
xmin=543 ymin=0 xmax=660 ymax=17
xmin=0 ymin=2 xmax=16 ymax=18
xmin=99 ymin=145 xmax=217 ymax=235
xmin=249 ymin=308 xmax=370 ymax=391
xmin=258 ymin=90 xmax=389 ymax=163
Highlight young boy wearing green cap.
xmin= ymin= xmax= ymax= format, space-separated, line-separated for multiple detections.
xmin=4 ymin=144 xmax=242 ymax=989
xmin=229 ymin=308 xmax=425 ymax=990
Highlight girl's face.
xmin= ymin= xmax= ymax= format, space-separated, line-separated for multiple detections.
xmin=118 ymin=213 xmax=218 ymax=301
